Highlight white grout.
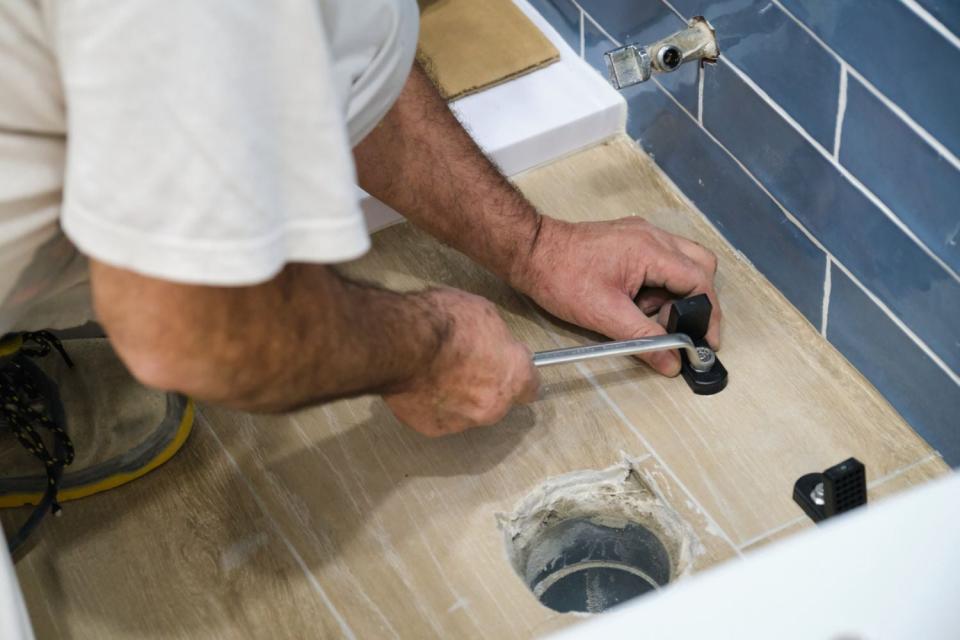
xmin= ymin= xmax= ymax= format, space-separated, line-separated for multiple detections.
xmin=900 ymin=0 xmax=960 ymax=50
xmin=697 ymin=64 xmax=705 ymax=125
xmin=820 ymin=256 xmax=832 ymax=337
xmin=771 ymin=0 xmax=960 ymax=174
xmin=203 ymin=418 xmax=358 ymax=640
xmin=658 ymin=0 xmax=684 ymax=23
xmin=648 ymin=74 xmax=960 ymax=387
xmin=719 ymin=57 xmax=960 ymax=284
xmin=866 ymin=452 xmax=943 ymax=489
xmin=580 ymin=6 xmax=622 ymax=48
xmin=832 ymin=65 xmax=848 ymax=160
xmin=818 ymin=242 xmax=960 ymax=385
xmin=736 ymin=516 xmax=806 ymax=551
xmin=578 ymin=8 xmax=585 ymax=58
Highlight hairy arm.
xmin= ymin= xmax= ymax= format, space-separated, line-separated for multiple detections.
xmin=354 ymin=64 xmax=722 ymax=375
xmin=92 ymin=261 xmax=447 ymax=413
xmin=354 ymin=63 xmax=542 ymax=285
xmin=92 ymin=260 xmax=537 ymax=434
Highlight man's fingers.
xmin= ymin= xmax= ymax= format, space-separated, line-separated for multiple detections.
xmin=513 ymin=345 xmax=541 ymax=405
xmin=515 ymin=364 xmax=541 ymax=405
xmin=633 ymin=287 xmax=672 ymax=315
xmin=647 ymin=242 xmax=723 ymax=350
xmin=595 ymin=294 xmax=681 ymax=377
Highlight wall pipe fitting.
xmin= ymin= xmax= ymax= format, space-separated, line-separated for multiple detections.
xmin=604 ymin=16 xmax=719 ymax=89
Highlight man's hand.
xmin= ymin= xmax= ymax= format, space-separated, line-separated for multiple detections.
xmin=92 ymin=261 xmax=539 ymax=434
xmin=355 ymin=64 xmax=720 ymax=379
xmin=383 ymin=288 xmax=539 ymax=436
xmin=511 ymin=216 xmax=721 ymax=377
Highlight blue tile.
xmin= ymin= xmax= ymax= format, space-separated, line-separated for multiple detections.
xmin=828 ymin=267 xmax=960 ymax=466
xmin=669 ymin=0 xmax=839 ymax=149
xmin=916 ymin=0 xmax=960 ymax=37
xmin=579 ymin=0 xmax=684 ymax=46
xmin=623 ymin=79 xmax=826 ymax=325
xmin=780 ymin=0 xmax=960 ymax=158
xmin=579 ymin=1 xmax=698 ymax=113
xmin=583 ymin=9 xmax=612 ymax=73
xmin=526 ymin=0 xmax=580 ymax=53
xmin=841 ymin=76 xmax=960 ymax=274
xmin=703 ymin=60 xmax=960 ymax=373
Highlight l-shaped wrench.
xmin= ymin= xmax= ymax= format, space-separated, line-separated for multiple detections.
xmin=532 ymin=333 xmax=715 ymax=372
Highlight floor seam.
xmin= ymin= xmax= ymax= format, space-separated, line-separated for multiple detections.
xmin=867 ymin=452 xmax=942 ymax=489
xmin=198 ymin=412 xmax=358 ymax=640
xmin=736 ymin=515 xmax=807 ymax=551
xmin=737 ymin=451 xmax=944 ymax=551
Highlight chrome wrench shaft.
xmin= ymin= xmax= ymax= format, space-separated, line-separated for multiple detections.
xmin=532 ymin=333 xmax=715 ymax=372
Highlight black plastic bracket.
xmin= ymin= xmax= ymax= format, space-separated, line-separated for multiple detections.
xmin=793 ymin=457 xmax=867 ymax=524
xmin=666 ymin=294 xmax=728 ymax=395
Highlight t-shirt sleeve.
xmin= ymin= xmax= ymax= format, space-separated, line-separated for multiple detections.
xmin=52 ymin=1 xmax=370 ymax=285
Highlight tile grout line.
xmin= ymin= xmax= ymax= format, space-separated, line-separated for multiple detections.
xmin=736 ymin=515 xmax=807 ymax=551
xmin=736 ymin=452 xmax=943 ymax=551
xmin=200 ymin=414 xmax=358 ymax=640
xmin=719 ymin=56 xmax=960 ymax=284
xmin=866 ymin=451 xmax=943 ymax=489
xmin=580 ymin=6 xmax=622 ymax=48
xmin=697 ymin=64 xmax=704 ymax=125
xmin=524 ymin=298 xmax=744 ymax=558
xmin=832 ymin=65 xmax=848 ymax=160
xmin=578 ymin=8 xmax=585 ymax=59
xmin=899 ymin=0 xmax=960 ymax=50
xmin=820 ymin=256 xmax=832 ymax=337
xmin=571 ymin=360 xmax=744 ymax=557
xmin=771 ymin=0 xmax=960 ymax=174
xmin=647 ymin=74 xmax=960 ymax=387
xmin=660 ymin=0 xmax=960 ymax=283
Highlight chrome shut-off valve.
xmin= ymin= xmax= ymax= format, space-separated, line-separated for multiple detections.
xmin=604 ymin=16 xmax=719 ymax=89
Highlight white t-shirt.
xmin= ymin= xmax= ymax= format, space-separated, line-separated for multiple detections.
xmin=0 ymin=0 xmax=419 ymax=334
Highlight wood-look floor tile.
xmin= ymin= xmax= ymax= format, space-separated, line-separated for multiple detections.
xmin=2 ymin=422 xmax=347 ymax=639
xmin=514 ymin=137 xmax=942 ymax=546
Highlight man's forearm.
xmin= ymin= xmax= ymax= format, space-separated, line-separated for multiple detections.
xmin=354 ymin=63 xmax=542 ymax=285
xmin=92 ymin=261 xmax=449 ymax=413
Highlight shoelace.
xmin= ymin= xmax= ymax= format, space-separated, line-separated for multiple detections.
xmin=2 ymin=331 xmax=75 ymax=554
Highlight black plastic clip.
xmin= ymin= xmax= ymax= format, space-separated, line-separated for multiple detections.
xmin=793 ymin=457 xmax=867 ymax=524
xmin=666 ymin=294 xmax=727 ymax=395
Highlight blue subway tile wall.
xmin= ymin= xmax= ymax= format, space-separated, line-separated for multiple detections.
xmin=828 ymin=266 xmax=960 ymax=464
xmin=916 ymin=0 xmax=960 ymax=36
xmin=579 ymin=4 xmax=699 ymax=114
xmin=526 ymin=0 xmax=579 ymax=52
xmin=529 ymin=0 xmax=960 ymax=465
xmin=672 ymin=0 xmax=840 ymax=149
xmin=779 ymin=0 xmax=960 ymax=159
xmin=704 ymin=61 xmax=960 ymax=375
xmin=840 ymin=76 xmax=960 ymax=272
xmin=623 ymin=81 xmax=827 ymax=325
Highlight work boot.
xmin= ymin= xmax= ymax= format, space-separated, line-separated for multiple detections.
xmin=0 ymin=332 xmax=194 ymax=553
